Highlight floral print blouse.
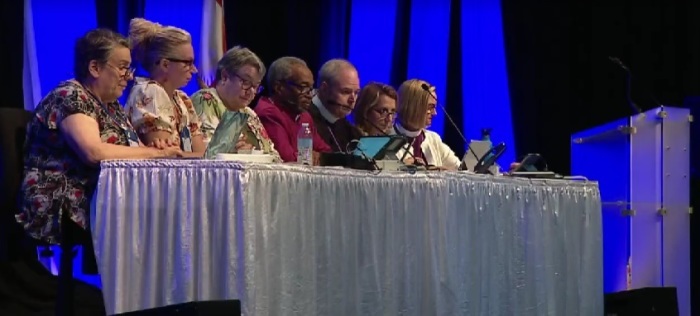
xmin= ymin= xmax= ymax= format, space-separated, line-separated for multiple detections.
xmin=124 ymin=78 xmax=202 ymax=148
xmin=191 ymin=88 xmax=280 ymax=161
xmin=16 ymin=80 xmax=136 ymax=244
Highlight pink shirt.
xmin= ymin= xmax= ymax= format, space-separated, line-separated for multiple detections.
xmin=255 ymin=97 xmax=331 ymax=162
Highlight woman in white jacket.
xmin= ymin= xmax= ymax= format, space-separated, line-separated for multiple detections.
xmin=393 ymin=79 xmax=461 ymax=170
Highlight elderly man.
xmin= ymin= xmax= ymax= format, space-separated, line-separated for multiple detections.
xmin=309 ymin=59 xmax=363 ymax=152
xmin=255 ymin=57 xmax=331 ymax=162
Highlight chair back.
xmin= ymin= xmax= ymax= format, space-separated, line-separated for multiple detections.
xmin=0 ymin=107 xmax=32 ymax=260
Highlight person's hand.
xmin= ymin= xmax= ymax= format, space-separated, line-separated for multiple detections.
xmin=509 ymin=162 xmax=522 ymax=173
xmin=160 ymin=146 xmax=184 ymax=158
xmin=312 ymin=151 xmax=321 ymax=166
xmin=402 ymin=157 xmax=425 ymax=166
xmin=235 ymin=134 xmax=253 ymax=151
xmin=148 ymin=138 xmax=179 ymax=149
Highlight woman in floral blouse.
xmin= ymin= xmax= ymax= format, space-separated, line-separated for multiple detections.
xmin=124 ymin=18 xmax=205 ymax=157
xmin=17 ymin=29 xmax=182 ymax=244
xmin=191 ymin=46 xmax=280 ymax=161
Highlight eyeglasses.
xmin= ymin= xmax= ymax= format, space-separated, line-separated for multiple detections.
xmin=285 ymin=81 xmax=315 ymax=96
xmin=166 ymin=58 xmax=196 ymax=70
xmin=427 ymin=104 xmax=437 ymax=114
xmin=372 ymin=107 xmax=396 ymax=118
xmin=234 ymin=73 xmax=264 ymax=94
xmin=106 ymin=63 xmax=135 ymax=79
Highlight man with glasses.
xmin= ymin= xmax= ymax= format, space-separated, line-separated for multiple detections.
xmin=255 ymin=57 xmax=331 ymax=163
xmin=308 ymin=59 xmax=363 ymax=153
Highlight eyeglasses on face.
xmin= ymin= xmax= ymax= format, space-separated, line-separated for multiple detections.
xmin=234 ymin=73 xmax=264 ymax=94
xmin=166 ymin=58 xmax=197 ymax=70
xmin=284 ymin=81 xmax=315 ymax=96
xmin=372 ymin=107 xmax=396 ymax=118
xmin=106 ymin=63 xmax=135 ymax=79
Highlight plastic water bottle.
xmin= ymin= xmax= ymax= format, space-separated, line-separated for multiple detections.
xmin=297 ymin=122 xmax=313 ymax=165
xmin=481 ymin=128 xmax=494 ymax=160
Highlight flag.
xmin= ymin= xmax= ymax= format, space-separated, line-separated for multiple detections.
xmin=199 ymin=0 xmax=226 ymax=87
xmin=23 ymin=0 xmax=42 ymax=111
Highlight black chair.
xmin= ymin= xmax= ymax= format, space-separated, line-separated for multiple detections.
xmin=0 ymin=107 xmax=104 ymax=315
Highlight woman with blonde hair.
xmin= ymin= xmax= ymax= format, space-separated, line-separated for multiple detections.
xmin=351 ymin=82 xmax=397 ymax=136
xmin=124 ymin=18 xmax=205 ymax=157
xmin=394 ymin=79 xmax=460 ymax=169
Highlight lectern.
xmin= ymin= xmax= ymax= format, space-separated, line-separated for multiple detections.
xmin=571 ymin=106 xmax=691 ymax=316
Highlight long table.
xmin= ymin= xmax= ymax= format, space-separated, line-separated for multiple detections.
xmin=91 ymin=159 xmax=603 ymax=315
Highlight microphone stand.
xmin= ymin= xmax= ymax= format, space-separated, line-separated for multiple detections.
xmin=608 ymin=56 xmax=658 ymax=116
xmin=420 ymin=83 xmax=482 ymax=170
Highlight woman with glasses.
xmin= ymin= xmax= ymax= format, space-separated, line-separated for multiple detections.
xmin=16 ymin=28 xmax=182 ymax=246
xmin=394 ymin=79 xmax=460 ymax=170
xmin=351 ymin=82 xmax=398 ymax=136
xmin=191 ymin=46 xmax=280 ymax=161
xmin=124 ymin=18 xmax=205 ymax=157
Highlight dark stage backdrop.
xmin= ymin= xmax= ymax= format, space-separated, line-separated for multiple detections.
xmin=1 ymin=1 xmax=699 ymax=313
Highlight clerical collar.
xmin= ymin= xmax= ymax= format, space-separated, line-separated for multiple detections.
xmin=394 ymin=122 xmax=422 ymax=138
xmin=312 ymin=95 xmax=340 ymax=124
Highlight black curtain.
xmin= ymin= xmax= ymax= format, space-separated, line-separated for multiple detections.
xmin=0 ymin=0 xmax=24 ymax=111
xmin=0 ymin=0 xmax=24 ymax=263
xmin=95 ymin=0 xmax=145 ymax=33
xmin=501 ymin=0 xmax=700 ymax=312
xmin=501 ymin=1 xmax=700 ymax=174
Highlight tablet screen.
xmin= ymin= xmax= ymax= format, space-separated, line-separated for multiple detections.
xmin=353 ymin=136 xmax=392 ymax=158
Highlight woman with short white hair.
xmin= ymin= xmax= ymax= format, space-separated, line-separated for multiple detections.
xmin=191 ymin=46 xmax=280 ymax=160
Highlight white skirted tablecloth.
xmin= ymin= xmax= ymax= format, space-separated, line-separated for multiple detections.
xmin=90 ymin=159 xmax=603 ymax=315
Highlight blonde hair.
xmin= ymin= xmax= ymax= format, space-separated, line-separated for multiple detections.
xmin=397 ymin=79 xmax=434 ymax=130
xmin=352 ymin=82 xmax=397 ymax=134
xmin=129 ymin=18 xmax=191 ymax=73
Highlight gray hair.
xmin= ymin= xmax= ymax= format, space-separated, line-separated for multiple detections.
xmin=267 ymin=56 xmax=308 ymax=87
xmin=216 ymin=46 xmax=266 ymax=81
xmin=74 ymin=28 xmax=130 ymax=81
xmin=318 ymin=58 xmax=356 ymax=86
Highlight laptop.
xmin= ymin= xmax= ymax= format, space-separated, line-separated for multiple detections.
xmin=352 ymin=135 xmax=407 ymax=160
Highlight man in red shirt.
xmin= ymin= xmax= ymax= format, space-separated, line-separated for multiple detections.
xmin=255 ymin=57 xmax=331 ymax=163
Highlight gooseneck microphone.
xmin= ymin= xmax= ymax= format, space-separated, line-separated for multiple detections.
xmin=608 ymin=56 xmax=644 ymax=115
xmin=420 ymin=83 xmax=482 ymax=164
xmin=420 ymin=83 xmax=468 ymax=144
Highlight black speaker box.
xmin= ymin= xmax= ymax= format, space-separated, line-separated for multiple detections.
xmin=604 ymin=287 xmax=679 ymax=316
xmin=116 ymin=300 xmax=241 ymax=316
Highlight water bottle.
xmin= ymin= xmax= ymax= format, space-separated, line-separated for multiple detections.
xmin=481 ymin=128 xmax=493 ymax=147
xmin=297 ymin=122 xmax=313 ymax=165
xmin=481 ymin=128 xmax=494 ymax=159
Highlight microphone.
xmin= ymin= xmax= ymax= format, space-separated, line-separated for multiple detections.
xmin=607 ymin=56 xmax=650 ymax=115
xmin=420 ymin=83 xmax=482 ymax=167
xmin=420 ymin=83 xmax=469 ymax=144
xmin=326 ymin=99 xmax=354 ymax=112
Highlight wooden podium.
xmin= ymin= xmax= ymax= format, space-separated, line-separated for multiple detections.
xmin=570 ymin=106 xmax=692 ymax=316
